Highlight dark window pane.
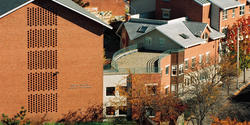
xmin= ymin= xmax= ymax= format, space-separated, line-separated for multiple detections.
xmin=106 ymin=107 xmax=115 ymax=115
xmin=106 ymin=87 xmax=115 ymax=96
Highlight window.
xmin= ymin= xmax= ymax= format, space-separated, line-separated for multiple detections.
xmin=199 ymin=54 xmax=203 ymax=64
xmin=179 ymin=64 xmax=184 ymax=75
xmin=106 ymin=87 xmax=115 ymax=96
xmin=202 ymin=33 xmax=208 ymax=41
xmin=106 ymin=107 xmax=115 ymax=115
xmin=119 ymin=106 xmax=127 ymax=115
xmin=145 ymin=37 xmax=152 ymax=46
xmin=240 ymin=5 xmax=245 ymax=16
xmin=223 ymin=10 xmax=227 ymax=20
xmin=146 ymin=84 xmax=157 ymax=95
xmin=161 ymin=8 xmax=171 ymax=19
xmin=232 ymin=8 xmax=235 ymax=18
xmin=192 ymin=57 xmax=196 ymax=68
xmin=137 ymin=26 xmax=148 ymax=33
xmin=171 ymin=84 xmax=176 ymax=92
xmin=172 ymin=65 xmax=177 ymax=76
xmin=165 ymin=87 xmax=169 ymax=94
xmin=159 ymin=38 xmax=165 ymax=46
xmin=165 ymin=65 xmax=169 ymax=75
xmin=206 ymin=52 xmax=210 ymax=63
xmin=184 ymin=59 xmax=189 ymax=70
xmin=179 ymin=33 xmax=189 ymax=39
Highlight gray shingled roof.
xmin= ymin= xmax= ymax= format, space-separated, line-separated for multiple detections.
xmin=156 ymin=21 xmax=206 ymax=48
xmin=183 ymin=21 xmax=208 ymax=37
xmin=124 ymin=18 xmax=167 ymax=40
xmin=209 ymin=0 xmax=243 ymax=10
xmin=193 ymin=0 xmax=210 ymax=6
xmin=0 ymin=0 xmax=112 ymax=29
xmin=210 ymin=28 xmax=225 ymax=40
xmin=0 ymin=0 xmax=34 ymax=18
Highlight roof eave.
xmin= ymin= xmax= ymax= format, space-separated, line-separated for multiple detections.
xmin=0 ymin=0 xmax=34 ymax=18
xmin=51 ymin=0 xmax=112 ymax=29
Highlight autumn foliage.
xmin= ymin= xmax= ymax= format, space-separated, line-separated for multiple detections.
xmin=212 ymin=117 xmax=250 ymax=125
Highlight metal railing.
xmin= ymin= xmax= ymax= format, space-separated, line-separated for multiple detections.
xmin=111 ymin=44 xmax=139 ymax=71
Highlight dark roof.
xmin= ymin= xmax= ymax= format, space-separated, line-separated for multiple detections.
xmin=183 ymin=21 xmax=207 ymax=37
xmin=0 ymin=0 xmax=112 ymax=29
xmin=193 ymin=0 xmax=210 ymax=6
xmin=0 ymin=0 xmax=34 ymax=18
xmin=124 ymin=18 xmax=167 ymax=40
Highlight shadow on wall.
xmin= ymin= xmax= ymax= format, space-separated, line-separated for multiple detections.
xmin=34 ymin=0 xmax=104 ymax=36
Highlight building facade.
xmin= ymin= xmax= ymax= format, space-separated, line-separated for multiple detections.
xmin=155 ymin=0 xmax=250 ymax=32
xmin=0 ymin=0 xmax=111 ymax=120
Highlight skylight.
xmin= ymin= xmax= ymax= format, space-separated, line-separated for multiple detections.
xmin=179 ymin=33 xmax=189 ymax=39
xmin=137 ymin=26 xmax=148 ymax=33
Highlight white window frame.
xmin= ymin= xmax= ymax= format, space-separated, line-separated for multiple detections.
xmin=240 ymin=5 xmax=245 ymax=16
xmin=199 ymin=54 xmax=203 ymax=64
xmin=191 ymin=56 xmax=196 ymax=68
xmin=179 ymin=64 xmax=184 ymax=75
xmin=223 ymin=10 xmax=228 ymax=20
xmin=171 ymin=84 xmax=176 ymax=92
xmin=161 ymin=8 xmax=171 ymax=19
xmin=184 ymin=58 xmax=189 ymax=70
xmin=145 ymin=83 xmax=158 ymax=95
xmin=172 ymin=65 xmax=177 ymax=76
xmin=232 ymin=8 xmax=235 ymax=18
xmin=206 ymin=52 xmax=210 ymax=63
xmin=165 ymin=65 xmax=170 ymax=75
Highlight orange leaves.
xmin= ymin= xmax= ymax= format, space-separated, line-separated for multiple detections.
xmin=212 ymin=117 xmax=250 ymax=125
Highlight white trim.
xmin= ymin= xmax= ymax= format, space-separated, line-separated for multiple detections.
xmin=51 ymin=0 xmax=112 ymax=29
xmin=185 ymin=58 xmax=189 ymax=61
xmin=145 ymin=83 xmax=158 ymax=86
xmin=0 ymin=0 xmax=35 ymax=18
xmin=206 ymin=52 xmax=210 ymax=55
xmin=165 ymin=64 xmax=170 ymax=67
xmin=191 ymin=56 xmax=196 ymax=59
xmin=164 ymin=85 xmax=169 ymax=89
xmin=193 ymin=0 xmax=211 ymax=6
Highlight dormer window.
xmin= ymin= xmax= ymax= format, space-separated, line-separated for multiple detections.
xmin=179 ymin=33 xmax=189 ymax=39
xmin=137 ymin=26 xmax=148 ymax=33
xmin=202 ymin=33 xmax=208 ymax=41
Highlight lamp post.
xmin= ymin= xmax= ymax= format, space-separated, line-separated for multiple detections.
xmin=236 ymin=27 xmax=239 ymax=89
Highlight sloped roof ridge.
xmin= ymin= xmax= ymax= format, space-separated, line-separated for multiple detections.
xmin=129 ymin=18 xmax=168 ymax=25
xmin=0 ymin=0 xmax=112 ymax=29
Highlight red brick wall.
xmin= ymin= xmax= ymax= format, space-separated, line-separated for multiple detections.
xmin=184 ymin=40 xmax=219 ymax=68
xmin=220 ymin=0 xmax=250 ymax=31
xmin=0 ymin=0 xmax=105 ymax=121
xmin=85 ymin=0 xmax=126 ymax=16
xmin=155 ymin=0 xmax=206 ymax=23
xmin=159 ymin=55 xmax=171 ymax=93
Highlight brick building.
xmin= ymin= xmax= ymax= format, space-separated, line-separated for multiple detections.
xmin=85 ymin=0 xmax=126 ymax=16
xmin=155 ymin=0 xmax=250 ymax=32
xmin=114 ymin=18 xmax=224 ymax=94
xmin=0 ymin=0 xmax=111 ymax=120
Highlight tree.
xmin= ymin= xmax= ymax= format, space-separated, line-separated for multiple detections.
xmin=1 ymin=107 xmax=31 ymax=125
xmin=180 ymin=58 xmax=235 ymax=125
xmin=110 ymin=74 xmax=186 ymax=125
xmin=222 ymin=16 xmax=250 ymax=83
xmin=57 ymin=104 xmax=103 ymax=125
xmin=212 ymin=117 xmax=250 ymax=125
